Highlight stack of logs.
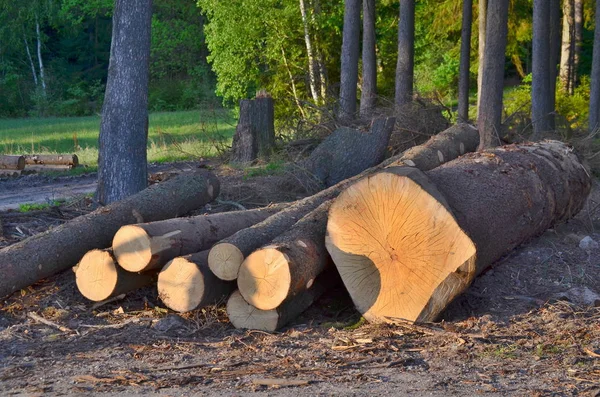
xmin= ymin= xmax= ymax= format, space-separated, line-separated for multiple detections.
xmin=69 ymin=122 xmax=591 ymax=332
xmin=0 ymin=154 xmax=79 ymax=176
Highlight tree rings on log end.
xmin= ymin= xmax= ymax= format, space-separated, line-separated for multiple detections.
xmin=326 ymin=167 xmax=477 ymax=323
xmin=158 ymin=257 xmax=206 ymax=313
xmin=226 ymin=290 xmax=279 ymax=332
xmin=75 ymin=249 xmax=120 ymax=301
xmin=208 ymin=243 xmax=245 ymax=281
xmin=112 ymin=225 xmax=153 ymax=272
xmin=237 ymin=247 xmax=291 ymax=310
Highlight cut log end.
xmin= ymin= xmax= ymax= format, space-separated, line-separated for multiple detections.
xmin=226 ymin=290 xmax=280 ymax=332
xmin=237 ymin=246 xmax=292 ymax=310
xmin=112 ymin=225 xmax=153 ymax=272
xmin=208 ymin=243 xmax=245 ymax=281
xmin=75 ymin=249 xmax=119 ymax=302
xmin=326 ymin=168 xmax=477 ymax=323
xmin=158 ymin=257 xmax=206 ymax=313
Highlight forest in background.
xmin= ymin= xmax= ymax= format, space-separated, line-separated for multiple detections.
xmin=0 ymin=0 xmax=597 ymax=132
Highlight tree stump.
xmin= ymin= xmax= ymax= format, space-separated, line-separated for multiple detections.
xmin=231 ymin=95 xmax=275 ymax=163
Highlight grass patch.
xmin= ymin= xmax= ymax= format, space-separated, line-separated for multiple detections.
xmin=243 ymin=160 xmax=285 ymax=179
xmin=18 ymin=200 xmax=64 ymax=212
xmin=0 ymin=109 xmax=235 ymax=167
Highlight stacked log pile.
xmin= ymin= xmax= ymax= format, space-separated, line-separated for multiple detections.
xmin=0 ymin=154 xmax=79 ymax=176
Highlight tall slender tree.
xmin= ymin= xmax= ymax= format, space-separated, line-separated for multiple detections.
xmin=395 ymin=0 xmax=415 ymax=107
xmin=589 ymin=0 xmax=600 ymax=132
xmin=548 ymin=0 xmax=561 ymax=129
xmin=360 ymin=0 xmax=377 ymax=117
xmin=299 ymin=0 xmax=319 ymax=104
xmin=338 ymin=0 xmax=361 ymax=120
xmin=532 ymin=0 xmax=553 ymax=138
xmin=458 ymin=0 xmax=473 ymax=122
xmin=477 ymin=0 xmax=487 ymax=110
xmin=97 ymin=0 xmax=152 ymax=204
xmin=560 ymin=0 xmax=576 ymax=94
xmin=477 ymin=0 xmax=509 ymax=150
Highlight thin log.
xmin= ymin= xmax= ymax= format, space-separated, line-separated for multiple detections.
xmin=326 ymin=141 xmax=591 ymax=323
xmin=0 ymin=155 xmax=26 ymax=170
xmin=24 ymin=154 xmax=79 ymax=167
xmin=0 ymin=169 xmax=219 ymax=298
xmin=113 ymin=203 xmax=285 ymax=272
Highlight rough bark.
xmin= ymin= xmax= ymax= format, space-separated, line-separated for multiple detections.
xmin=158 ymin=251 xmax=235 ymax=313
xmin=477 ymin=0 xmax=487 ymax=111
xmin=532 ymin=0 xmax=553 ymax=138
xmin=231 ymin=97 xmax=275 ymax=163
xmin=0 ymin=169 xmax=219 ymax=299
xmin=24 ymin=154 xmax=79 ymax=167
xmin=338 ymin=0 xmax=361 ymax=120
xmin=458 ymin=0 xmax=473 ymax=122
xmin=237 ymin=123 xmax=479 ymax=311
xmin=573 ymin=0 xmax=583 ymax=90
xmin=113 ymin=204 xmax=286 ymax=272
xmin=590 ymin=0 xmax=600 ymax=132
xmin=299 ymin=0 xmax=320 ymax=104
xmin=231 ymin=100 xmax=257 ymax=164
xmin=560 ymin=0 xmax=575 ymax=94
xmin=326 ymin=141 xmax=591 ymax=323
xmin=476 ymin=0 xmax=509 ymax=149
xmin=549 ymin=0 xmax=561 ymax=129
xmin=208 ymin=123 xmax=479 ymax=283
xmin=97 ymin=0 xmax=152 ymax=204
xmin=253 ymin=95 xmax=276 ymax=157
xmin=296 ymin=117 xmax=395 ymax=188
xmin=75 ymin=249 xmax=156 ymax=302
xmin=395 ymin=0 xmax=415 ymax=107
xmin=360 ymin=0 xmax=377 ymax=117
xmin=0 ymin=155 xmax=26 ymax=170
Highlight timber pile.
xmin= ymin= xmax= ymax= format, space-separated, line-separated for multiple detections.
xmin=0 ymin=154 xmax=79 ymax=176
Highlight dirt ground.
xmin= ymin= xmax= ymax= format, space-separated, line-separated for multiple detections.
xmin=0 ymin=164 xmax=599 ymax=396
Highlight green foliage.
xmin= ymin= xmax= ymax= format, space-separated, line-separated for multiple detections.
xmin=18 ymin=200 xmax=63 ymax=212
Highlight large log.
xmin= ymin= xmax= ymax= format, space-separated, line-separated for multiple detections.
xmin=208 ymin=123 xmax=480 ymax=281
xmin=0 ymin=155 xmax=26 ymax=170
xmin=326 ymin=141 xmax=591 ymax=323
xmin=112 ymin=203 xmax=286 ymax=272
xmin=157 ymin=251 xmax=235 ymax=312
xmin=0 ymin=169 xmax=219 ymax=298
xmin=76 ymin=249 xmax=156 ymax=301
xmin=24 ymin=154 xmax=79 ymax=167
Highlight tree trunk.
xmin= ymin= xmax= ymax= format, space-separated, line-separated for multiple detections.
xmin=560 ymin=0 xmax=575 ymax=94
xmin=573 ymin=0 xmax=583 ymax=92
xmin=112 ymin=204 xmax=286 ymax=272
xmin=0 ymin=170 xmax=219 ymax=299
xmin=458 ymin=0 xmax=473 ymax=122
xmin=231 ymin=100 xmax=257 ymax=164
xmin=237 ymin=123 xmax=479 ymax=312
xmin=231 ymin=96 xmax=275 ymax=163
xmin=0 ymin=155 xmax=26 ymax=170
xmin=75 ymin=249 xmax=156 ymax=302
xmin=548 ymin=0 xmax=561 ymax=129
xmin=476 ymin=0 xmax=509 ymax=149
xmin=35 ymin=17 xmax=46 ymax=97
xmin=311 ymin=0 xmax=328 ymax=102
xmin=97 ymin=0 xmax=152 ymax=205
xmin=589 ymin=0 xmax=600 ymax=132
xmin=326 ymin=141 xmax=591 ymax=323
xmin=477 ymin=0 xmax=487 ymax=111
xmin=360 ymin=0 xmax=377 ymax=117
xmin=23 ymin=36 xmax=38 ymax=87
xmin=395 ymin=0 xmax=415 ymax=107
xmin=338 ymin=0 xmax=361 ymax=120
xmin=23 ymin=154 xmax=78 ymax=167
xmin=299 ymin=0 xmax=320 ymax=104
xmin=253 ymin=95 xmax=276 ymax=157
xmin=532 ymin=0 xmax=553 ymax=138
xmin=208 ymin=123 xmax=480 ymax=283
xmin=158 ymin=251 xmax=235 ymax=313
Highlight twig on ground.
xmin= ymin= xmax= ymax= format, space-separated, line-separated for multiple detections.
xmin=27 ymin=312 xmax=73 ymax=333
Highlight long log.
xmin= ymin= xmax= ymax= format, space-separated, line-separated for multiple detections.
xmin=236 ymin=124 xmax=480 ymax=310
xmin=157 ymin=251 xmax=235 ymax=312
xmin=0 ymin=155 xmax=26 ymax=170
xmin=112 ymin=203 xmax=286 ymax=272
xmin=326 ymin=141 xmax=591 ymax=323
xmin=24 ymin=154 xmax=79 ymax=167
xmin=76 ymin=249 xmax=156 ymax=301
xmin=0 ymin=169 xmax=219 ymax=298
xmin=208 ymin=123 xmax=480 ymax=281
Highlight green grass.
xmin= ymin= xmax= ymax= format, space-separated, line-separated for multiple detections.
xmin=18 ymin=200 xmax=64 ymax=212
xmin=0 ymin=109 xmax=236 ymax=167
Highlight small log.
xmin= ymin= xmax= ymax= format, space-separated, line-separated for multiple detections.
xmin=75 ymin=249 xmax=156 ymax=302
xmin=24 ymin=154 xmax=79 ymax=167
xmin=113 ymin=204 xmax=285 ymax=272
xmin=157 ymin=251 xmax=235 ymax=312
xmin=0 ymin=155 xmax=25 ymax=170
xmin=208 ymin=123 xmax=479 ymax=282
xmin=326 ymin=141 xmax=591 ymax=323
xmin=226 ymin=279 xmax=325 ymax=332
xmin=0 ymin=169 xmax=219 ymax=298
xmin=24 ymin=165 xmax=72 ymax=173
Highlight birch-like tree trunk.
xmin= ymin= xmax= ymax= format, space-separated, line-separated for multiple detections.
xmin=299 ymin=0 xmax=319 ymax=104
xmin=559 ymin=0 xmax=575 ymax=94
xmin=477 ymin=0 xmax=487 ymax=110
xmin=23 ymin=35 xmax=38 ymax=87
xmin=360 ymin=0 xmax=377 ymax=117
xmin=35 ymin=17 xmax=46 ymax=97
xmin=395 ymin=0 xmax=415 ymax=107
xmin=458 ymin=0 xmax=473 ymax=122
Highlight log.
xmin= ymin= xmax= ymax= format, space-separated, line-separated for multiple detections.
xmin=24 ymin=154 xmax=79 ymax=167
xmin=112 ymin=203 xmax=286 ymax=272
xmin=75 ymin=249 xmax=156 ymax=301
xmin=0 ymin=155 xmax=26 ymax=170
xmin=208 ymin=123 xmax=479 ymax=282
xmin=326 ymin=141 xmax=591 ymax=323
xmin=0 ymin=169 xmax=219 ymax=298
xmin=226 ymin=279 xmax=325 ymax=332
xmin=157 ymin=251 xmax=235 ymax=312
xmin=24 ymin=165 xmax=72 ymax=173
xmin=236 ymin=123 xmax=479 ymax=310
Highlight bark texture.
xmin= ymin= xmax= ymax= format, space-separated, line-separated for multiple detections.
xmin=231 ymin=97 xmax=275 ymax=163
xmin=0 ymin=169 xmax=219 ymax=298
xmin=532 ymin=0 xmax=553 ymax=138
xmin=360 ymin=0 xmax=377 ymax=117
xmin=560 ymin=0 xmax=575 ymax=94
xmin=458 ymin=0 xmax=473 ymax=122
xmin=589 ymin=0 xmax=600 ymax=132
xmin=338 ymin=0 xmax=361 ymax=120
xmin=299 ymin=0 xmax=320 ymax=104
xmin=0 ymin=155 xmax=26 ymax=170
xmin=24 ymin=154 xmax=78 ymax=167
xmin=477 ymin=0 xmax=487 ymax=111
xmin=476 ymin=0 xmax=509 ymax=149
xmin=97 ymin=0 xmax=152 ymax=204
xmin=326 ymin=141 xmax=591 ymax=323
xmin=395 ymin=0 xmax=415 ymax=107
xmin=549 ymin=0 xmax=561 ymax=129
